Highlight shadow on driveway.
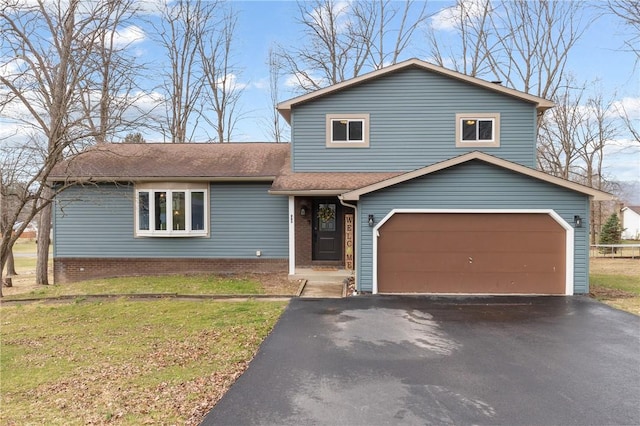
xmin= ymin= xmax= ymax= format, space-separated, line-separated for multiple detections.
xmin=202 ymin=296 xmax=640 ymax=426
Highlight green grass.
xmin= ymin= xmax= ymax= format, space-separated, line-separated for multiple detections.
xmin=4 ymin=274 xmax=268 ymax=300
xmin=9 ymin=240 xmax=39 ymax=254
xmin=7 ymin=256 xmax=37 ymax=271
xmin=1 ymin=299 xmax=287 ymax=425
xmin=590 ymin=274 xmax=640 ymax=295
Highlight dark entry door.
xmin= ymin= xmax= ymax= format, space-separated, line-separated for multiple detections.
xmin=313 ymin=200 xmax=342 ymax=261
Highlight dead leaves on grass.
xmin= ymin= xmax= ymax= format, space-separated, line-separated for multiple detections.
xmin=15 ymin=329 xmax=253 ymax=425
xmin=2 ymin=308 xmax=280 ymax=425
xmin=589 ymin=286 xmax=636 ymax=300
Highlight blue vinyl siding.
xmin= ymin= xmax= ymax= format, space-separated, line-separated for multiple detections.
xmin=54 ymin=182 xmax=289 ymax=259
xmin=292 ymin=67 xmax=538 ymax=172
xmin=356 ymin=161 xmax=590 ymax=294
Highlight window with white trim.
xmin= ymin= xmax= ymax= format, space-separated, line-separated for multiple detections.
xmin=135 ymin=183 xmax=208 ymax=237
xmin=455 ymin=113 xmax=500 ymax=147
xmin=326 ymin=113 xmax=370 ymax=147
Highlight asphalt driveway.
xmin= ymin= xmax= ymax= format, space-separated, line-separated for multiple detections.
xmin=202 ymin=296 xmax=640 ymax=425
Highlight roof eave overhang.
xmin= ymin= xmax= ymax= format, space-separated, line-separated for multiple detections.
xmin=49 ymin=176 xmax=277 ymax=183
xmin=268 ymin=189 xmax=347 ymax=196
xmin=277 ymin=59 xmax=554 ymax=123
xmin=340 ymin=152 xmax=614 ymax=202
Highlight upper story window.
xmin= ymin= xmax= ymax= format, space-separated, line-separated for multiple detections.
xmin=455 ymin=113 xmax=500 ymax=148
xmin=326 ymin=113 xmax=370 ymax=148
xmin=135 ymin=182 xmax=209 ymax=237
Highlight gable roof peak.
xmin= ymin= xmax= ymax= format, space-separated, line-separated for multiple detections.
xmin=340 ymin=151 xmax=613 ymax=202
xmin=277 ymin=58 xmax=554 ymax=123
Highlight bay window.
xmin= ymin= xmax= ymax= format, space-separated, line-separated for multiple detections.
xmin=135 ymin=183 xmax=208 ymax=237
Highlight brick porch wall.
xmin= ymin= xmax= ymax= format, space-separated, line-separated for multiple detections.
xmin=54 ymin=257 xmax=288 ymax=284
xmin=295 ymin=196 xmax=313 ymax=267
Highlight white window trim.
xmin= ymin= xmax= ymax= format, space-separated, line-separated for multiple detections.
xmin=371 ymin=209 xmax=574 ymax=296
xmin=134 ymin=182 xmax=209 ymax=237
xmin=326 ymin=113 xmax=370 ymax=148
xmin=455 ymin=113 xmax=500 ymax=147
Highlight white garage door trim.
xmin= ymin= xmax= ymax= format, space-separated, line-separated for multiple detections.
xmin=372 ymin=209 xmax=574 ymax=295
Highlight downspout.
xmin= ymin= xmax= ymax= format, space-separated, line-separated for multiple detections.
xmin=338 ymin=195 xmax=358 ymax=293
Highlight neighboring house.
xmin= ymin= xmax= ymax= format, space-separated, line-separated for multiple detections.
xmin=50 ymin=59 xmax=611 ymax=295
xmin=13 ymin=221 xmax=38 ymax=239
xmin=621 ymin=206 xmax=640 ymax=240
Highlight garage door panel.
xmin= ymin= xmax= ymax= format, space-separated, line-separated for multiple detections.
xmin=378 ymin=252 xmax=473 ymax=271
xmin=380 ymin=271 xmax=563 ymax=294
xmin=381 ymin=213 xmax=561 ymax=233
xmin=379 ymin=231 xmax=564 ymax=255
xmin=377 ymin=213 xmax=566 ymax=294
xmin=379 ymin=252 xmax=563 ymax=274
xmin=378 ymin=231 xmax=565 ymax=254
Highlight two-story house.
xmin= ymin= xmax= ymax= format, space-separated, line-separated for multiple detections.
xmin=50 ymin=59 xmax=611 ymax=295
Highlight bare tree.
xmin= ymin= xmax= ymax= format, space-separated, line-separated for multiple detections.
xmin=613 ymin=100 xmax=640 ymax=147
xmin=428 ymin=0 xmax=497 ymax=77
xmin=489 ymin=0 xmax=591 ymax=100
xmin=154 ymin=0 xmax=241 ymax=143
xmin=0 ymin=140 xmax=52 ymax=294
xmin=538 ymin=82 xmax=620 ymax=242
xmin=537 ymin=87 xmax=586 ymax=181
xmin=352 ymin=0 xmax=430 ymax=70
xmin=280 ymin=0 xmax=428 ymax=93
xmin=265 ymin=46 xmax=287 ymax=142
xmin=0 ymin=0 xmax=139 ymax=289
xmin=197 ymin=6 xmax=244 ymax=142
xmin=608 ymin=0 xmax=640 ymax=60
xmin=154 ymin=0 xmax=208 ymax=143
xmin=122 ymin=132 xmax=147 ymax=144
xmin=429 ymin=0 xmax=590 ymax=100
xmin=78 ymin=0 xmax=154 ymax=144
xmin=578 ymin=93 xmax=619 ymax=242
xmin=280 ymin=0 xmax=357 ymax=92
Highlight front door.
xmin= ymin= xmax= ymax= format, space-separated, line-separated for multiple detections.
xmin=313 ymin=199 xmax=342 ymax=261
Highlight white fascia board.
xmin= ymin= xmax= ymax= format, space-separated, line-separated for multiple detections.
xmin=288 ymin=196 xmax=296 ymax=276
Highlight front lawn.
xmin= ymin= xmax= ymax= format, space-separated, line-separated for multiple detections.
xmin=3 ymin=273 xmax=299 ymax=300
xmin=590 ymin=258 xmax=640 ymax=315
xmin=0 ymin=298 xmax=287 ymax=425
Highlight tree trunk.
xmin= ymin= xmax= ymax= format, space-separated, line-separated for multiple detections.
xmin=0 ymin=250 xmax=6 ymax=296
xmin=36 ymin=199 xmax=52 ymax=285
xmin=6 ymin=247 xmax=16 ymax=276
xmin=0 ymin=266 xmax=4 ymax=296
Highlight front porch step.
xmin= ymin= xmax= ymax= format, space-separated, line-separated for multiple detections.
xmin=299 ymin=281 xmax=345 ymax=298
xmin=291 ymin=269 xmax=352 ymax=298
xmin=289 ymin=268 xmax=352 ymax=283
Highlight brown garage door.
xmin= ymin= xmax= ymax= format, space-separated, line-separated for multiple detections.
xmin=377 ymin=213 xmax=566 ymax=294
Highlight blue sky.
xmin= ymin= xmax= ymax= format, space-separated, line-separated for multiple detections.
xmin=128 ymin=1 xmax=639 ymax=143
xmin=225 ymin=1 xmax=639 ymax=184
xmin=2 ymin=0 xmax=638 ymax=184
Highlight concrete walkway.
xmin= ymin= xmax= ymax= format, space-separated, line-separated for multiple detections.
xmin=293 ymin=268 xmax=350 ymax=298
xmin=299 ymin=281 xmax=344 ymax=298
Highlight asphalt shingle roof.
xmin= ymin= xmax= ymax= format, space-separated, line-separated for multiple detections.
xmin=49 ymin=143 xmax=290 ymax=181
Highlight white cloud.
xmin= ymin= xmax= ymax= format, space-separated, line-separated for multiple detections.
xmin=252 ymin=78 xmax=269 ymax=90
xmin=310 ymin=1 xmax=351 ymax=34
xmin=431 ymin=0 xmax=491 ymax=32
xmin=423 ymin=55 xmax=456 ymax=70
xmin=284 ymin=72 xmax=326 ymax=90
xmin=612 ymin=97 xmax=640 ymax=119
xmin=111 ymin=25 xmax=146 ymax=48
xmin=215 ymin=73 xmax=248 ymax=91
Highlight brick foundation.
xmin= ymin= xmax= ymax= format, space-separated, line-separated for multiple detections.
xmin=54 ymin=257 xmax=288 ymax=284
